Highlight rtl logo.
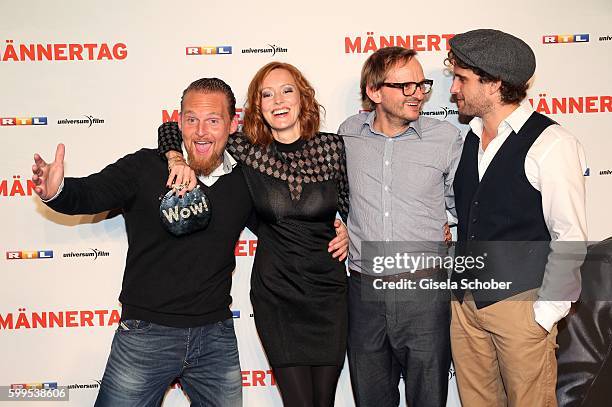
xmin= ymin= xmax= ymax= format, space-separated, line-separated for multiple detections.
xmin=11 ymin=383 xmax=58 ymax=390
xmin=542 ymin=34 xmax=589 ymax=44
xmin=186 ymin=46 xmax=232 ymax=55
xmin=1 ymin=117 xmax=47 ymax=126
xmin=6 ymin=250 xmax=53 ymax=260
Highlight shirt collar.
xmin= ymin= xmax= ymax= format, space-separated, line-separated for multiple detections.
xmin=363 ymin=110 xmax=423 ymax=139
xmin=468 ymin=102 xmax=534 ymax=138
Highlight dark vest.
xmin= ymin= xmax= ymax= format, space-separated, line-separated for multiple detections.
xmin=452 ymin=111 xmax=556 ymax=308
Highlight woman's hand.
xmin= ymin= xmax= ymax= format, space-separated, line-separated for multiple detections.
xmin=328 ymin=219 xmax=349 ymax=261
xmin=444 ymin=223 xmax=453 ymax=246
xmin=165 ymin=151 xmax=197 ymax=197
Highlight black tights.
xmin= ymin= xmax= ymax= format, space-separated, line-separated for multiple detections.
xmin=273 ymin=365 xmax=341 ymax=407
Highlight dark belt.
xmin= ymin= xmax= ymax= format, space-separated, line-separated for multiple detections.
xmin=349 ymin=267 xmax=445 ymax=281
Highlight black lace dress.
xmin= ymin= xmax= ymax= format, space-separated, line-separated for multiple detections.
xmin=159 ymin=123 xmax=349 ymax=367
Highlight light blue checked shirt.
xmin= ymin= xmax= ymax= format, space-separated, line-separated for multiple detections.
xmin=338 ymin=111 xmax=463 ymax=272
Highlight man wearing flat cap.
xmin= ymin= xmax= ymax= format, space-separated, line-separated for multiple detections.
xmin=446 ymin=29 xmax=587 ymax=406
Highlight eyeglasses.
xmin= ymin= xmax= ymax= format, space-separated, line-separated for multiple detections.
xmin=381 ymin=79 xmax=434 ymax=96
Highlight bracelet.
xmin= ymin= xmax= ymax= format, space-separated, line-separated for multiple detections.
xmin=167 ymin=155 xmax=186 ymax=171
xmin=167 ymin=155 xmax=185 ymax=162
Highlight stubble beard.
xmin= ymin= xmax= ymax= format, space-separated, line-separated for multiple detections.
xmin=458 ymin=91 xmax=493 ymax=118
xmin=380 ymin=101 xmax=420 ymax=128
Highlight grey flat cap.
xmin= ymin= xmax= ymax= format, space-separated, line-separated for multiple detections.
xmin=449 ymin=29 xmax=536 ymax=86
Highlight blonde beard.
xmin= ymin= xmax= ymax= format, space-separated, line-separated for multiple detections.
xmin=186 ymin=150 xmax=223 ymax=177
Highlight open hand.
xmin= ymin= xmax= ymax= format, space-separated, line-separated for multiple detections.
xmin=31 ymin=143 xmax=65 ymax=200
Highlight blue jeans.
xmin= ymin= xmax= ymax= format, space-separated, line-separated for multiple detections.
xmin=347 ymin=271 xmax=451 ymax=407
xmin=94 ymin=318 xmax=242 ymax=407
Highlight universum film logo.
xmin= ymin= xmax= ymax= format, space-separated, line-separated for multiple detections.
xmin=241 ymin=44 xmax=287 ymax=57
xmin=358 ymin=107 xmax=458 ymax=120
xmin=421 ymin=106 xmax=459 ymax=120
xmin=600 ymin=34 xmax=612 ymax=42
xmin=542 ymin=34 xmax=589 ymax=44
xmin=66 ymin=380 xmax=101 ymax=391
xmin=58 ymin=115 xmax=104 ymax=127
xmin=186 ymin=45 xmax=232 ymax=55
xmin=62 ymin=248 xmax=110 ymax=260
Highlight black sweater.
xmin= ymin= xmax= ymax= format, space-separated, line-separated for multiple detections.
xmin=46 ymin=149 xmax=253 ymax=327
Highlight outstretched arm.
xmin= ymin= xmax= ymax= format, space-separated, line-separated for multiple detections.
xmin=32 ymin=144 xmax=139 ymax=215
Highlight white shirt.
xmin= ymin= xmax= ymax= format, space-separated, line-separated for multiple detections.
xmin=469 ymin=102 xmax=588 ymax=332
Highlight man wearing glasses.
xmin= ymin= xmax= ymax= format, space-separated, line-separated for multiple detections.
xmin=338 ymin=47 xmax=463 ymax=406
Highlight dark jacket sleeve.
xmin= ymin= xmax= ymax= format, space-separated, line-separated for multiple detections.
xmin=158 ymin=122 xmax=183 ymax=157
xmin=45 ymin=150 xmax=142 ymax=215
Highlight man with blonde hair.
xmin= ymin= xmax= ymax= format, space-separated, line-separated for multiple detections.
xmin=31 ymin=78 xmax=249 ymax=407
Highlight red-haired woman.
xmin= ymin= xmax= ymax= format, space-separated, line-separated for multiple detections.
xmin=158 ymin=62 xmax=349 ymax=406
